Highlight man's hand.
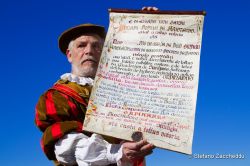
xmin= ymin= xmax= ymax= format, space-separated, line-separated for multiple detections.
xmin=142 ymin=6 xmax=159 ymax=11
xmin=121 ymin=140 xmax=155 ymax=162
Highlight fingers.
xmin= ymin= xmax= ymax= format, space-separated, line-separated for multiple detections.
xmin=142 ymin=6 xmax=159 ymax=11
xmin=138 ymin=142 xmax=154 ymax=157
xmin=139 ymin=148 xmax=153 ymax=157
xmin=123 ymin=148 xmax=153 ymax=160
xmin=122 ymin=140 xmax=155 ymax=162
xmin=123 ymin=140 xmax=147 ymax=150
xmin=140 ymin=142 xmax=155 ymax=152
xmin=122 ymin=149 xmax=140 ymax=161
xmin=135 ymin=140 xmax=148 ymax=149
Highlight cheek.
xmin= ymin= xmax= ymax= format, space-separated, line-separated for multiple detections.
xmin=71 ymin=58 xmax=81 ymax=67
xmin=73 ymin=53 xmax=83 ymax=62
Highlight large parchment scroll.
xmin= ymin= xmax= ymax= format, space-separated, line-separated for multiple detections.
xmin=83 ymin=10 xmax=205 ymax=154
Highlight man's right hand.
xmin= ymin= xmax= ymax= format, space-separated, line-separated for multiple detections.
xmin=121 ymin=140 xmax=155 ymax=162
xmin=142 ymin=7 xmax=159 ymax=11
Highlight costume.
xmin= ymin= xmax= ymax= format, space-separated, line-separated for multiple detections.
xmin=36 ymin=23 xmax=147 ymax=166
xmin=35 ymin=74 xmax=123 ymax=166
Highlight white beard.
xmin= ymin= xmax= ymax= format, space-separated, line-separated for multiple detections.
xmin=71 ymin=64 xmax=97 ymax=78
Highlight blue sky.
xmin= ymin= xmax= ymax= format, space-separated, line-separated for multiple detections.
xmin=0 ymin=0 xmax=249 ymax=165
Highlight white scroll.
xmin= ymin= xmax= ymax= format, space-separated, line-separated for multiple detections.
xmin=83 ymin=10 xmax=205 ymax=154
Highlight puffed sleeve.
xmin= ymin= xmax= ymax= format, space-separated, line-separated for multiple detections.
xmin=35 ymin=89 xmax=84 ymax=160
xmin=54 ymin=132 xmax=123 ymax=166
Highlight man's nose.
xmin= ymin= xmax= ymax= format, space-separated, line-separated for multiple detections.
xmin=84 ymin=44 xmax=94 ymax=54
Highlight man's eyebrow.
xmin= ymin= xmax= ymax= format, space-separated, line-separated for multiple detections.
xmin=76 ymin=41 xmax=86 ymax=44
xmin=76 ymin=40 xmax=100 ymax=44
xmin=92 ymin=40 xmax=102 ymax=43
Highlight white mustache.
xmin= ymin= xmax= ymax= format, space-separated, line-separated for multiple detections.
xmin=80 ymin=57 xmax=97 ymax=64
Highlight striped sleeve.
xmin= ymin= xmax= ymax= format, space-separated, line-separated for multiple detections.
xmin=41 ymin=121 xmax=83 ymax=159
xmin=35 ymin=89 xmax=85 ymax=160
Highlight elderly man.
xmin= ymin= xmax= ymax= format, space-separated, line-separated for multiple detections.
xmin=35 ymin=21 xmax=155 ymax=166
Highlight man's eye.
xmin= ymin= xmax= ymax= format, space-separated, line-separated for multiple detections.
xmin=78 ymin=44 xmax=86 ymax=48
xmin=93 ymin=44 xmax=101 ymax=49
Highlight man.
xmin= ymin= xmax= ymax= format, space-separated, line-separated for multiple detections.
xmin=35 ymin=7 xmax=158 ymax=166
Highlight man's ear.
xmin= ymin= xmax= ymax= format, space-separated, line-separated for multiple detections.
xmin=66 ymin=49 xmax=72 ymax=63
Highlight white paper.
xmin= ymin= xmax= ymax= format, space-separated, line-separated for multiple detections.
xmin=83 ymin=12 xmax=204 ymax=154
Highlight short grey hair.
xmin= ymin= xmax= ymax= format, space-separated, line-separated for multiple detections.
xmin=68 ymin=40 xmax=75 ymax=52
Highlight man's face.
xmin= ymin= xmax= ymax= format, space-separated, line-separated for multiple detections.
xmin=66 ymin=34 xmax=103 ymax=77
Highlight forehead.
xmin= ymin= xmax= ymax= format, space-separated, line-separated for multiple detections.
xmin=74 ymin=33 xmax=103 ymax=43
